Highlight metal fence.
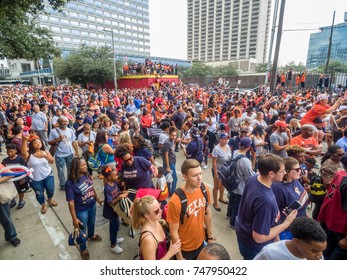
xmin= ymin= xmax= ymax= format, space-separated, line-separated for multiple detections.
xmin=181 ymin=71 xmax=347 ymax=91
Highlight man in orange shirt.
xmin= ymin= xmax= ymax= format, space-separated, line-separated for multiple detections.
xmin=291 ymin=125 xmax=322 ymax=156
xmin=167 ymin=159 xmax=214 ymax=260
xmin=300 ymin=93 xmax=343 ymax=126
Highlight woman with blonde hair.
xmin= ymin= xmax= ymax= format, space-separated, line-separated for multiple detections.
xmin=132 ymin=195 xmax=181 ymax=260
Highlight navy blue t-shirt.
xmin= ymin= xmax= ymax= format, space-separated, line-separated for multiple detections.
xmin=121 ymin=156 xmax=154 ymax=190
xmin=272 ymin=179 xmax=308 ymax=223
xmin=235 ymin=175 xmax=281 ymax=251
xmin=103 ymin=182 xmax=121 ymax=220
xmin=134 ymin=147 xmax=153 ymax=161
xmin=228 ymin=136 xmax=256 ymax=159
xmin=185 ymin=138 xmax=203 ymax=163
xmin=65 ymin=174 xmax=96 ymax=212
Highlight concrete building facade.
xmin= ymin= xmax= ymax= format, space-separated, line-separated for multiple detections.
xmin=187 ymin=0 xmax=271 ymax=71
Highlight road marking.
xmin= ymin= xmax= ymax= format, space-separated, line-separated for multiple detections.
xmin=28 ymin=194 xmax=73 ymax=260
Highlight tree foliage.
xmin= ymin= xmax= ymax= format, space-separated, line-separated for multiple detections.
xmin=280 ymin=61 xmax=307 ymax=72
xmin=317 ymin=61 xmax=347 ymax=73
xmin=255 ymin=62 xmax=268 ymax=73
xmin=54 ymin=45 xmax=116 ymax=87
xmin=0 ymin=0 xmax=67 ymax=59
xmin=180 ymin=61 xmax=237 ymax=77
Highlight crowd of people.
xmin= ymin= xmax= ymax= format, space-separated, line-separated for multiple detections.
xmin=122 ymin=59 xmax=179 ymax=76
xmin=0 ymin=79 xmax=347 ymax=260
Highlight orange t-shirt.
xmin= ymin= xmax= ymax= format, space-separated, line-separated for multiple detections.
xmin=167 ymin=185 xmax=211 ymax=252
xmin=300 ymin=103 xmax=329 ymax=125
xmin=291 ymin=135 xmax=318 ymax=149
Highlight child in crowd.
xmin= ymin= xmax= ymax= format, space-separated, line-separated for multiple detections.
xmin=1 ymin=143 xmax=30 ymax=209
xmin=101 ymin=166 xmax=127 ymax=254
xmin=202 ymin=134 xmax=210 ymax=169
xmin=156 ymin=167 xmax=169 ymax=206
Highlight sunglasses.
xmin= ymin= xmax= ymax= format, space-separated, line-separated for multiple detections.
xmin=291 ymin=167 xmax=301 ymax=172
xmin=153 ymin=208 xmax=161 ymax=215
xmin=334 ymin=153 xmax=345 ymax=157
xmin=123 ymin=156 xmax=133 ymax=163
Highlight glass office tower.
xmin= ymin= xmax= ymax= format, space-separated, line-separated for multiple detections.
xmin=39 ymin=0 xmax=150 ymax=57
xmin=306 ymin=13 xmax=347 ymax=69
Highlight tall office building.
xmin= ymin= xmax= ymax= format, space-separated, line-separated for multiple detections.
xmin=39 ymin=0 xmax=150 ymax=57
xmin=187 ymin=0 xmax=271 ymax=71
xmin=306 ymin=12 xmax=347 ymax=69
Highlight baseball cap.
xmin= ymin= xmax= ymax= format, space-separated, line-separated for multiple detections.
xmin=239 ymin=138 xmax=251 ymax=149
xmin=316 ymin=93 xmax=328 ymax=102
xmin=339 ymin=105 xmax=347 ymax=111
xmin=275 ymin=121 xmax=288 ymax=128
xmin=190 ymin=127 xmax=200 ymax=138
xmin=219 ymin=132 xmax=229 ymax=139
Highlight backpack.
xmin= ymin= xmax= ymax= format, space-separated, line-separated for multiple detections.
xmin=218 ymin=154 xmax=246 ymax=193
xmin=87 ymin=144 xmax=107 ymax=171
xmin=174 ymin=182 xmax=208 ymax=224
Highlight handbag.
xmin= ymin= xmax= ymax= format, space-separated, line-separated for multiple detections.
xmin=166 ymin=172 xmax=173 ymax=184
xmin=68 ymin=226 xmax=88 ymax=247
xmin=49 ymin=129 xmax=62 ymax=156
xmin=0 ymin=181 xmax=18 ymax=204
xmin=309 ymin=173 xmax=326 ymax=204
xmin=113 ymin=196 xmax=133 ymax=227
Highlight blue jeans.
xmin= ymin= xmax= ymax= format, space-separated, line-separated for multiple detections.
xmin=164 ymin=162 xmax=177 ymax=195
xmin=109 ymin=216 xmax=120 ymax=246
xmin=0 ymin=202 xmax=17 ymax=242
xmin=56 ymin=154 xmax=73 ymax=188
xmin=237 ymin=237 xmax=261 ymax=260
xmin=29 ymin=172 xmax=55 ymax=205
xmin=228 ymin=192 xmax=242 ymax=227
xmin=76 ymin=202 xmax=96 ymax=251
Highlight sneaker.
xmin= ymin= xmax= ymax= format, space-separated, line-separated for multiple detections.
xmin=17 ymin=200 xmax=25 ymax=209
xmin=10 ymin=199 xmax=16 ymax=208
xmin=117 ymin=237 xmax=124 ymax=244
xmin=128 ymin=228 xmax=135 ymax=238
xmin=110 ymin=245 xmax=123 ymax=254
xmin=202 ymin=164 xmax=208 ymax=169
xmin=10 ymin=238 xmax=21 ymax=247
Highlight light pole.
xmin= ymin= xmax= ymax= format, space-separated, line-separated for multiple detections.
xmin=103 ymin=29 xmax=117 ymax=91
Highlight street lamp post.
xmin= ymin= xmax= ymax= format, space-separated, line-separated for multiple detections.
xmin=103 ymin=29 xmax=117 ymax=91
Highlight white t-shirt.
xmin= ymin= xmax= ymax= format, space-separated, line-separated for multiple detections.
xmin=253 ymin=240 xmax=304 ymax=260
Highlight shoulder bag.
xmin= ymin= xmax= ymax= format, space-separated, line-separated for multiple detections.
xmin=49 ymin=129 xmax=62 ymax=156
xmin=0 ymin=181 xmax=18 ymax=204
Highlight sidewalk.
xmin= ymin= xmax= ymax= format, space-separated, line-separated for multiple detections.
xmin=0 ymin=151 xmax=242 ymax=260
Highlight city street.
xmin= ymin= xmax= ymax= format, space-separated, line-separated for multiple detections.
xmin=0 ymin=149 xmax=242 ymax=260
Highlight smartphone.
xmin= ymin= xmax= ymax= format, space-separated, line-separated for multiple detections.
xmin=285 ymin=200 xmax=301 ymax=215
xmin=22 ymin=131 xmax=29 ymax=136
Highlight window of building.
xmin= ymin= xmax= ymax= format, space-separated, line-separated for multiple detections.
xmin=62 ymin=19 xmax=71 ymax=25
xmin=80 ymin=22 xmax=88 ymax=28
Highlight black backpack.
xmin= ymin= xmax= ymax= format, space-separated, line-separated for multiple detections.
xmin=174 ymin=182 xmax=208 ymax=224
xmin=218 ymin=154 xmax=246 ymax=193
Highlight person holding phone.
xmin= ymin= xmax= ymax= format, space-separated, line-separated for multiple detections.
xmin=272 ymin=157 xmax=309 ymax=223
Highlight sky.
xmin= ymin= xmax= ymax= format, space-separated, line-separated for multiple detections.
xmin=149 ymin=0 xmax=347 ymax=66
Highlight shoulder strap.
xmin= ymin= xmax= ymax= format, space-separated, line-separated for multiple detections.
xmin=174 ymin=188 xmax=189 ymax=224
xmin=200 ymin=182 xmax=208 ymax=215
xmin=138 ymin=230 xmax=159 ymax=258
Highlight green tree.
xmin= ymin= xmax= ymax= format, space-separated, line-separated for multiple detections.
xmin=255 ymin=62 xmax=268 ymax=73
xmin=54 ymin=45 xmax=115 ymax=88
xmin=0 ymin=0 xmax=67 ymax=59
xmin=281 ymin=61 xmax=306 ymax=72
xmin=317 ymin=61 xmax=347 ymax=73
xmin=212 ymin=63 xmax=237 ymax=77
